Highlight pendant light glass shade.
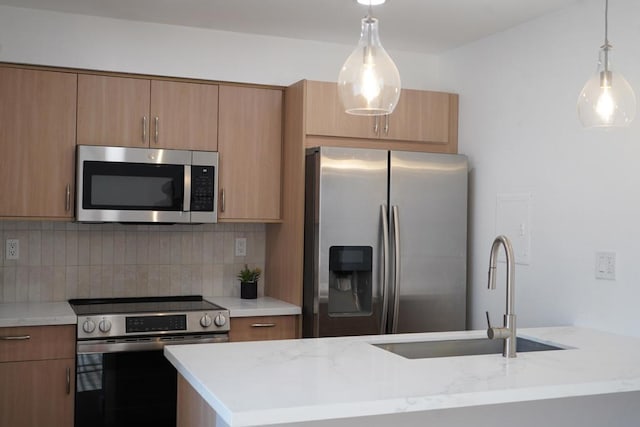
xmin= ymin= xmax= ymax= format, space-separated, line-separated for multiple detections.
xmin=577 ymin=47 xmax=636 ymax=127
xmin=338 ymin=16 xmax=401 ymax=116
xmin=577 ymin=0 xmax=635 ymax=128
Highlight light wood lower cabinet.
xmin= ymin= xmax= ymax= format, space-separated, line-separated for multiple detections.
xmin=229 ymin=315 xmax=298 ymax=342
xmin=0 ymin=358 xmax=75 ymax=427
xmin=0 ymin=325 xmax=75 ymax=427
xmin=177 ymin=374 xmax=216 ymax=427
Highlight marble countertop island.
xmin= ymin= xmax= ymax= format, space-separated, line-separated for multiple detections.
xmin=165 ymin=326 xmax=640 ymax=427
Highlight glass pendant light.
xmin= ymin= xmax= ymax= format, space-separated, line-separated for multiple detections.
xmin=338 ymin=1 xmax=401 ymax=116
xmin=577 ymin=0 xmax=635 ymax=128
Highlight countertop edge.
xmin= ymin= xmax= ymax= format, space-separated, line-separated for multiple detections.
xmin=0 ymin=302 xmax=77 ymax=328
xmin=205 ymin=296 xmax=301 ymax=318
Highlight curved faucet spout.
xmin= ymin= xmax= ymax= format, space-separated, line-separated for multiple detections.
xmin=486 ymin=235 xmax=517 ymax=358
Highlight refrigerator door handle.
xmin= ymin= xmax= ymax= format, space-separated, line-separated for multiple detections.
xmin=391 ymin=205 xmax=401 ymax=334
xmin=380 ymin=204 xmax=390 ymax=334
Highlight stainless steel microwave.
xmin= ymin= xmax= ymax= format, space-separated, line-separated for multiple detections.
xmin=76 ymin=145 xmax=218 ymax=223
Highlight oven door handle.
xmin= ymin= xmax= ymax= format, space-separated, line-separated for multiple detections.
xmin=77 ymin=334 xmax=229 ymax=354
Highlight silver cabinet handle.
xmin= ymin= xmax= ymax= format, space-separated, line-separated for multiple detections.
xmin=0 ymin=335 xmax=31 ymax=340
xmin=380 ymin=204 xmax=390 ymax=334
xmin=384 ymin=114 xmax=390 ymax=135
xmin=154 ymin=117 xmax=159 ymax=144
xmin=250 ymin=323 xmax=276 ymax=328
xmin=373 ymin=116 xmax=380 ymax=134
xmin=142 ymin=116 xmax=147 ymax=144
xmin=391 ymin=205 xmax=401 ymax=334
xmin=220 ymin=189 xmax=225 ymax=213
xmin=66 ymin=367 xmax=71 ymax=394
xmin=65 ymin=184 xmax=71 ymax=212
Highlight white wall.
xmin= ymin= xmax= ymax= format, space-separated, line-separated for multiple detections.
xmin=440 ymin=0 xmax=640 ymax=336
xmin=0 ymin=5 xmax=440 ymax=89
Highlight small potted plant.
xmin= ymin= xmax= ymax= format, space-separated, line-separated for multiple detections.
xmin=237 ymin=264 xmax=261 ymax=299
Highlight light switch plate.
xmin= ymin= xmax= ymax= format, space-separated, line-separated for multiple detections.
xmin=595 ymin=252 xmax=616 ymax=280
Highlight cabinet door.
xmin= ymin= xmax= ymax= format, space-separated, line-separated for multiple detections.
xmin=383 ymin=89 xmax=452 ymax=144
xmin=0 ymin=358 xmax=75 ymax=427
xmin=77 ymin=74 xmax=151 ymax=147
xmin=304 ymin=80 xmax=377 ymax=139
xmin=0 ymin=67 xmax=77 ymax=218
xmin=218 ymin=85 xmax=283 ymax=221
xmin=229 ymin=315 xmax=298 ymax=342
xmin=150 ymin=80 xmax=219 ymax=151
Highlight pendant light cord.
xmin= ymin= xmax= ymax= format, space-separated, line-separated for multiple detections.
xmin=602 ymin=0 xmax=611 ymax=72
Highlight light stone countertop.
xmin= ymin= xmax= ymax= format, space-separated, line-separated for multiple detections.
xmin=0 ymin=301 xmax=77 ymax=327
xmin=205 ymin=296 xmax=301 ymax=317
xmin=0 ymin=296 xmax=299 ymax=328
xmin=164 ymin=326 xmax=640 ymax=427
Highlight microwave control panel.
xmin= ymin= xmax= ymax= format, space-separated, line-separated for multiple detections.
xmin=191 ymin=165 xmax=215 ymax=211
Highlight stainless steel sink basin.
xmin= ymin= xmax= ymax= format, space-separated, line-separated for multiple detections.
xmin=373 ymin=337 xmax=565 ymax=359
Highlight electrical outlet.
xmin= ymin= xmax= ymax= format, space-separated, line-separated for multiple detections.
xmin=235 ymin=238 xmax=247 ymax=257
xmin=6 ymin=239 xmax=19 ymax=260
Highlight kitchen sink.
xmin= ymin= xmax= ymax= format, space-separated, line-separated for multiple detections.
xmin=373 ymin=337 xmax=565 ymax=359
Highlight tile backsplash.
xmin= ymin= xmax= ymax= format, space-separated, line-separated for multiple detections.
xmin=0 ymin=221 xmax=265 ymax=303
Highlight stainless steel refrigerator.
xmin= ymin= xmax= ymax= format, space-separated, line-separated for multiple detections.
xmin=303 ymin=147 xmax=468 ymax=338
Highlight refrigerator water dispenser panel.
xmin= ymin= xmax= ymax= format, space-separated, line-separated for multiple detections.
xmin=328 ymin=246 xmax=373 ymax=317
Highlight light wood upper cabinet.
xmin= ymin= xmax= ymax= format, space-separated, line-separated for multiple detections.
xmin=150 ymin=80 xmax=218 ymax=151
xmin=305 ymin=81 xmax=377 ymax=139
xmin=77 ymin=74 xmax=219 ymax=150
xmin=218 ymin=85 xmax=283 ymax=222
xmin=77 ymin=74 xmax=151 ymax=147
xmin=0 ymin=325 xmax=75 ymax=427
xmin=0 ymin=66 xmax=77 ymax=219
xmin=383 ymin=88 xmax=452 ymax=144
xmin=303 ymin=80 xmax=458 ymax=151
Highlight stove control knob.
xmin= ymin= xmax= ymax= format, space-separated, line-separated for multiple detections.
xmin=99 ymin=319 xmax=112 ymax=333
xmin=214 ymin=313 xmax=227 ymax=327
xmin=82 ymin=319 xmax=96 ymax=334
xmin=200 ymin=314 xmax=212 ymax=328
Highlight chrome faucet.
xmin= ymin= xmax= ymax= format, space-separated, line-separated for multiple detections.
xmin=485 ymin=235 xmax=517 ymax=358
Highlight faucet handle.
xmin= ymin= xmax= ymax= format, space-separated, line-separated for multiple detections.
xmin=485 ymin=311 xmax=492 ymax=329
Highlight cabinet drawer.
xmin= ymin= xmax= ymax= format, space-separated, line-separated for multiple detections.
xmin=0 ymin=325 xmax=75 ymax=362
xmin=229 ymin=315 xmax=298 ymax=342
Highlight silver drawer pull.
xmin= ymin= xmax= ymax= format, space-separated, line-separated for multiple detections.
xmin=0 ymin=335 xmax=31 ymax=340
xmin=250 ymin=323 xmax=276 ymax=328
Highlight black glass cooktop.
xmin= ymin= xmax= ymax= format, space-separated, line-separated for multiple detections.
xmin=69 ymin=295 xmax=224 ymax=316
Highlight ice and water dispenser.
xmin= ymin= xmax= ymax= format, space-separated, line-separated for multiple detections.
xmin=328 ymin=246 xmax=373 ymax=316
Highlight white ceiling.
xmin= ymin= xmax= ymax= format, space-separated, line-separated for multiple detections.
xmin=0 ymin=0 xmax=582 ymax=54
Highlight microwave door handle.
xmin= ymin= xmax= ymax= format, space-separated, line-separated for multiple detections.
xmin=183 ymin=165 xmax=191 ymax=212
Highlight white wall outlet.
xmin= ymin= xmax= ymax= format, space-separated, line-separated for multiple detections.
xmin=235 ymin=237 xmax=247 ymax=257
xmin=595 ymin=252 xmax=616 ymax=280
xmin=6 ymin=239 xmax=19 ymax=260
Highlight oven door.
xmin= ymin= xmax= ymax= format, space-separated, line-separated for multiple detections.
xmin=75 ymin=335 xmax=227 ymax=427
xmin=76 ymin=349 xmax=176 ymax=427
xmin=76 ymin=145 xmax=191 ymax=223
